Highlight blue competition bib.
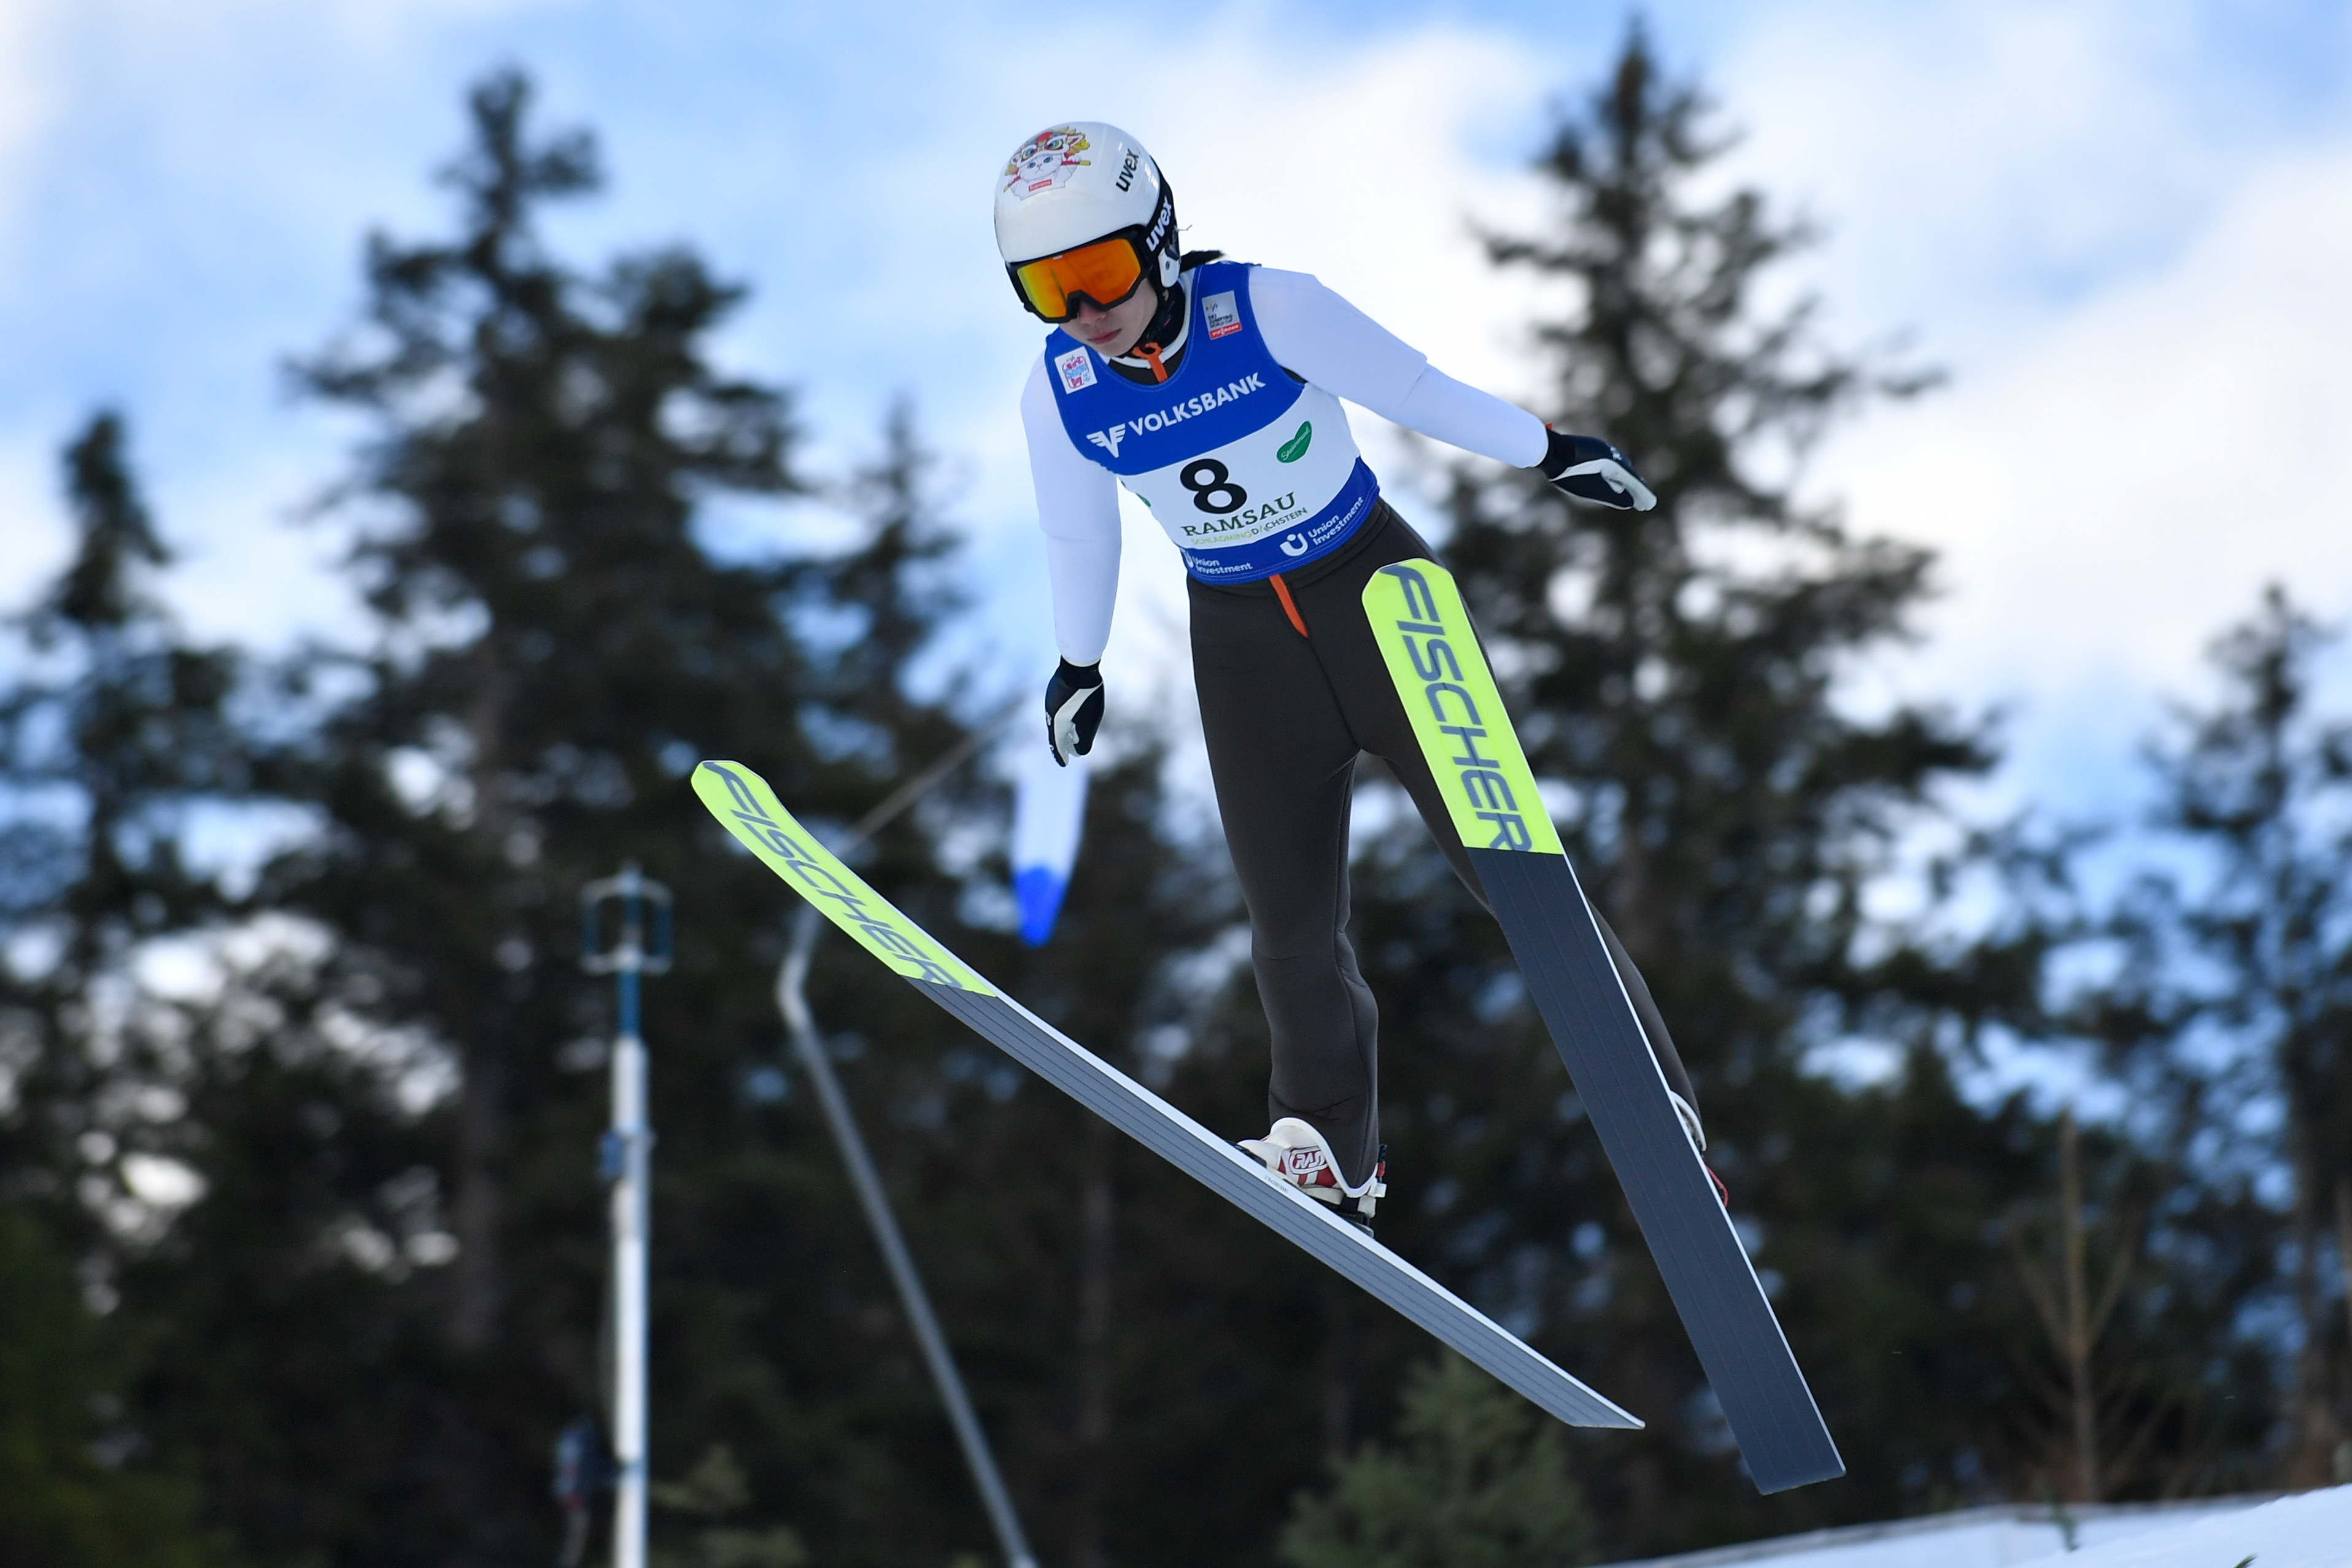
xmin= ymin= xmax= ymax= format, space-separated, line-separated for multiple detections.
xmin=1045 ymin=261 xmax=1379 ymax=582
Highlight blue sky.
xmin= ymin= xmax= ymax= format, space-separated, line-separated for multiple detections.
xmin=4 ymin=0 xmax=2351 ymax=840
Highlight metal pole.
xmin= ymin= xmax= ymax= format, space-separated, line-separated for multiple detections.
xmin=840 ymin=699 xmax=1024 ymax=849
xmin=583 ymin=864 xmax=671 ymax=1568
xmin=775 ymin=697 xmax=1037 ymax=1568
xmin=779 ymin=906 xmax=1038 ymax=1568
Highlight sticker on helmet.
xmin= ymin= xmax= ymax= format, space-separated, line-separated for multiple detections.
xmin=1204 ymin=290 xmax=1242 ymax=339
xmin=1004 ymin=127 xmax=1092 ymax=199
xmin=1056 ymin=347 xmax=1097 ymax=393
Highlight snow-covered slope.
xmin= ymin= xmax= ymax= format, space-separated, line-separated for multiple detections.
xmin=1604 ymin=1489 xmax=2342 ymax=1568
xmin=2058 ymin=1485 xmax=2348 ymax=1568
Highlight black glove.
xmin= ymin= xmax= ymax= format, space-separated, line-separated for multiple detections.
xmin=1542 ymin=427 xmax=1656 ymax=511
xmin=1043 ymin=658 xmax=1104 ymax=767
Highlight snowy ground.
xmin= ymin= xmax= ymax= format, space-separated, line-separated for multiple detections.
xmin=1606 ymin=1486 xmax=2348 ymax=1568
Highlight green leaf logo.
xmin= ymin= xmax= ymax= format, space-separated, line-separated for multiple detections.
xmin=1275 ymin=422 xmax=1312 ymax=463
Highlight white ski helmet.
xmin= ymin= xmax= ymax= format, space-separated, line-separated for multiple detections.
xmin=994 ymin=122 xmax=1179 ymax=321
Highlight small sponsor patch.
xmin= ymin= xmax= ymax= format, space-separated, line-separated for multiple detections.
xmin=1204 ymin=290 xmax=1242 ymax=339
xmin=1056 ymin=347 xmax=1097 ymax=393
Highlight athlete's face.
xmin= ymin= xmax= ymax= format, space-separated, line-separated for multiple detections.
xmin=1066 ymin=281 xmax=1159 ymax=357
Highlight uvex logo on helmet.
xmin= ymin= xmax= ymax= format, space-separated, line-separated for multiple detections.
xmin=1142 ymin=187 xmax=1174 ymax=254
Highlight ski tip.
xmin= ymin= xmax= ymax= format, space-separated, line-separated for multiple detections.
xmin=1750 ymin=1451 xmax=1847 ymax=1494
xmin=689 ymin=760 xmax=993 ymax=997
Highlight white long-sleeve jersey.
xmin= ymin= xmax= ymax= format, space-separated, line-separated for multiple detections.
xmin=1021 ymin=266 xmax=1547 ymax=664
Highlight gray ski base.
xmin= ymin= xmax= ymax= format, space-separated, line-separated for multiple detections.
xmin=917 ymin=980 xmax=1639 ymax=1432
xmin=1474 ymin=847 xmax=1843 ymax=1492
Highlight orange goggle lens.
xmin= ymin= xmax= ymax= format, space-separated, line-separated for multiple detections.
xmin=1012 ymin=235 xmax=1147 ymax=322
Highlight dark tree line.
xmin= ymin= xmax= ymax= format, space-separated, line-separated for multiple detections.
xmin=2 ymin=40 xmax=2346 ymax=1568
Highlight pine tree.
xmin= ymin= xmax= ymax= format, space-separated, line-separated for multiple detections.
xmin=75 ymin=70 xmax=996 ymax=1568
xmin=2076 ymin=587 xmax=2352 ymax=1487
xmin=1278 ymin=1354 xmax=1592 ymax=1568
xmin=0 ymin=1208 xmax=236 ymax=1566
xmin=1299 ymin=32 xmax=2093 ymax=1552
xmin=1 ymin=411 xmax=249 ymax=1200
xmin=0 ymin=411 xmax=247 ymax=1567
xmin=1993 ymin=1102 xmax=2273 ymax=1502
xmin=1449 ymin=31 xmax=1978 ymax=1098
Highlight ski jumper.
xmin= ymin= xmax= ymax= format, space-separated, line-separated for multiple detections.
xmin=1021 ymin=262 xmax=1694 ymax=1184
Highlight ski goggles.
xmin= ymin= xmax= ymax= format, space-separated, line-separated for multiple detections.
xmin=1006 ymin=230 xmax=1153 ymax=322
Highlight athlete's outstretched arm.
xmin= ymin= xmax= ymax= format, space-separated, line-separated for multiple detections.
xmin=1253 ymin=269 xmax=1655 ymax=509
xmin=1020 ymin=359 xmax=1124 ymax=664
xmin=1248 ymin=268 xmax=1549 ymax=466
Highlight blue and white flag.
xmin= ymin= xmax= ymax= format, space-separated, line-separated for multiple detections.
xmin=1012 ymin=743 xmax=1089 ymax=946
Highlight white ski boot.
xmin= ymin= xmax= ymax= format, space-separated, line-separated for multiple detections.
xmin=1240 ymin=1117 xmax=1387 ymax=1230
xmin=1669 ymin=1090 xmax=1730 ymax=1207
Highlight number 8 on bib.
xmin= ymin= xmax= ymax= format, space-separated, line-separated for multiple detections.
xmin=1045 ymin=261 xmax=1380 ymax=583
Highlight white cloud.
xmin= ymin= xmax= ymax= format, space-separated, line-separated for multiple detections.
xmin=1700 ymin=2 xmax=2352 ymax=804
xmin=1139 ymin=30 xmax=1557 ymax=406
xmin=0 ymin=0 xmax=585 ymax=628
xmin=0 ymin=427 xmax=63 ymax=589
xmin=0 ymin=1 xmax=63 ymax=231
xmin=1722 ymin=1 xmax=2238 ymax=322
xmin=1833 ymin=138 xmax=2352 ymax=700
